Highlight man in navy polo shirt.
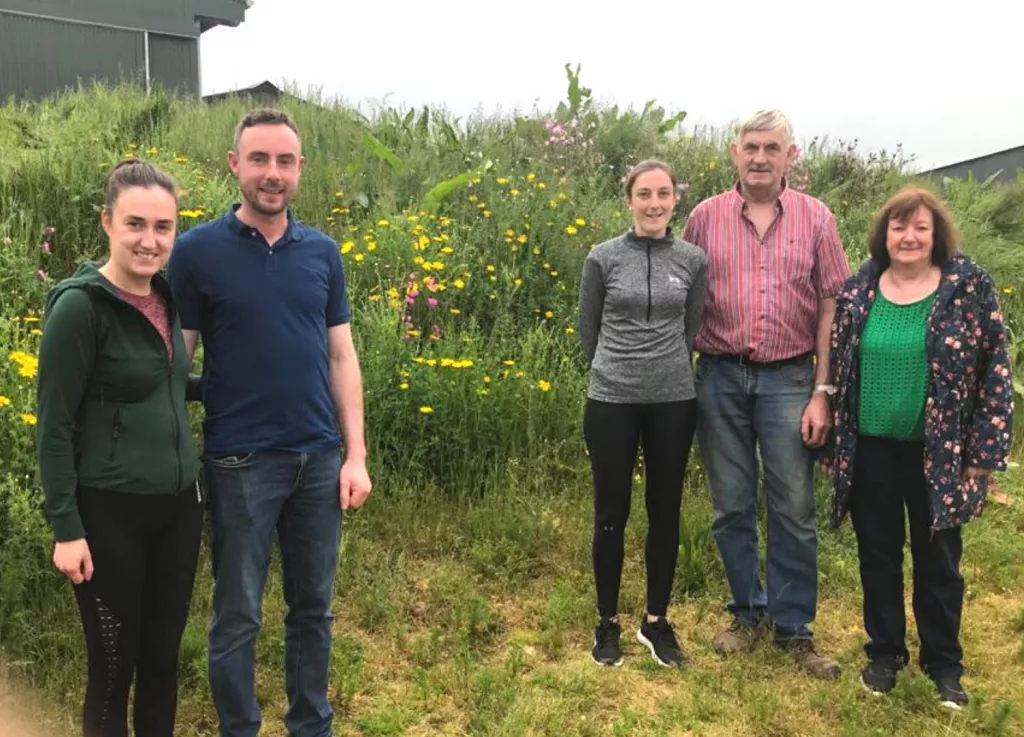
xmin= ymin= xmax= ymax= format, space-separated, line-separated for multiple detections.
xmin=167 ymin=108 xmax=371 ymax=737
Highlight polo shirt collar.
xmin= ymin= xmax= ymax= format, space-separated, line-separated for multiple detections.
xmin=225 ymin=203 xmax=305 ymax=244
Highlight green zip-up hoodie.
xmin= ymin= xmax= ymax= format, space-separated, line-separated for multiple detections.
xmin=35 ymin=263 xmax=201 ymax=542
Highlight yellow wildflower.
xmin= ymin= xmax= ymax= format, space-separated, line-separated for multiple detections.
xmin=454 ymin=279 xmax=465 ymax=289
xmin=450 ymin=308 xmax=461 ymax=315
xmin=575 ymin=218 xmax=586 ymax=226
xmin=565 ymin=225 xmax=578 ymax=236
xmin=21 ymin=413 xmax=37 ymax=425
xmin=537 ymin=380 xmax=551 ymax=392
xmin=486 ymin=265 xmax=496 ymax=273
xmin=377 ymin=218 xmax=390 ymax=227
xmin=419 ymin=406 xmax=434 ymax=414
xmin=400 ymin=383 xmax=409 ymax=390
xmin=544 ymin=310 xmax=554 ymax=319
xmin=482 ymin=210 xmax=492 ymax=218
xmin=537 ymin=182 xmax=547 ymax=189
xmin=510 ymin=189 xmax=520 ymax=197
xmin=354 ymin=253 xmax=365 ymax=263
xmin=517 ymin=234 xmax=528 ymax=244
xmin=0 ymin=396 xmax=11 ymax=407
xmin=565 ymin=327 xmax=576 ymax=335
xmin=497 ymin=177 xmax=510 ymax=185
xmin=527 ymin=173 xmax=536 ymax=182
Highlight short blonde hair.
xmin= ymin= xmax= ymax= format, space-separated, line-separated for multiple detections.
xmin=734 ymin=109 xmax=793 ymax=146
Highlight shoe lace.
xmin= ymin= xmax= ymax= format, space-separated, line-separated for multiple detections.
xmin=652 ymin=619 xmax=680 ymax=651
xmin=727 ymin=618 xmax=752 ymax=633
xmin=596 ymin=620 xmax=619 ymax=646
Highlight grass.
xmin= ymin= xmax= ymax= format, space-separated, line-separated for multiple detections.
xmin=5 ymin=463 xmax=1021 ymax=737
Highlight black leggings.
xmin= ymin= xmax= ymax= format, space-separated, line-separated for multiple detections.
xmin=584 ymin=398 xmax=698 ymax=618
xmin=72 ymin=484 xmax=204 ymax=737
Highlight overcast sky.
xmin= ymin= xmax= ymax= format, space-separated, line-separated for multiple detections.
xmin=199 ymin=0 xmax=1023 ymax=171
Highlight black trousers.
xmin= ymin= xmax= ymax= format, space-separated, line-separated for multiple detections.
xmin=850 ymin=435 xmax=964 ymax=678
xmin=73 ymin=484 xmax=204 ymax=737
xmin=584 ymin=398 xmax=698 ymax=618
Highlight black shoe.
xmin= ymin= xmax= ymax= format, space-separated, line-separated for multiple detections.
xmin=637 ymin=617 xmax=686 ymax=667
xmin=861 ymin=655 xmax=903 ymax=695
xmin=934 ymin=674 xmax=969 ymax=710
xmin=592 ymin=617 xmax=623 ymax=667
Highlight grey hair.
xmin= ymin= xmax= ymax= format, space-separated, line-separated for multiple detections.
xmin=733 ymin=109 xmax=793 ymax=146
xmin=104 ymin=159 xmax=178 ymax=211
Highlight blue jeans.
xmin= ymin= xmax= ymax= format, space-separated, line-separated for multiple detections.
xmin=205 ymin=448 xmax=343 ymax=737
xmin=694 ymin=354 xmax=818 ymax=640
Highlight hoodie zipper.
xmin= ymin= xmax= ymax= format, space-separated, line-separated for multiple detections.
xmin=110 ymin=407 xmax=121 ymax=461
xmin=646 ymin=243 xmax=652 ymax=322
xmin=108 ymin=281 xmax=184 ymax=494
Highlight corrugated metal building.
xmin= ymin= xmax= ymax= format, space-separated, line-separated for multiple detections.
xmin=0 ymin=0 xmax=250 ymax=101
xmin=920 ymin=145 xmax=1024 ymax=184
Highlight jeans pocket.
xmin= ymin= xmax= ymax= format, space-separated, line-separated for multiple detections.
xmin=695 ymin=355 xmax=715 ymax=383
xmin=205 ymin=452 xmax=257 ymax=469
xmin=779 ymin=360 xmax=814 ymax=387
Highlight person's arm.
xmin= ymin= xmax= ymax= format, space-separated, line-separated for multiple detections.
xmin=167 ymin=240 xmax=204 ymax=401
xmin=684 ymin=253 xmax=708 ymax=357
xmin=325 ymin=249 xmax=371 ymax=509
xmin=36 ymin=289 xmax=98 ymax=584
xmin=578 ymin=252 xmax=604 ymax=363
xmin=964 ymin=271 xmax=1014 ymax=476
xmin=803 ymin=209 xmax=850 ymax=447
xmin=36 ymin=289 xmax=95 ymax=543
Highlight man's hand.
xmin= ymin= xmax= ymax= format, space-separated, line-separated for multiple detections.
xmin=54 ymin=539 xmax=93 ymax=584
xmin=339 ymin=458 xmax=372 ymax=511
xmin=801 ymin=392 xmax=831 ymax=448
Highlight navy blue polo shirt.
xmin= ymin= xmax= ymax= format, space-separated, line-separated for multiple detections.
xmin=167 ymin=204 xmax=351 ymax=456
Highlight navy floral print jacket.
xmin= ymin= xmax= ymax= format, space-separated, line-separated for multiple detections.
xmin=822 ymin=253 xmax=1014 ymax=532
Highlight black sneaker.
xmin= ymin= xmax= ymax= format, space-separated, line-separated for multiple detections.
xmin=861 ymin=655 xmax=903 ymax=695
xmin=637 ymin=617 xmax=686 ymax=667
xmin=592 ymin=617 xmax=623 ymax=667
xmin=934 ymin=674 xmax=969 ymax=710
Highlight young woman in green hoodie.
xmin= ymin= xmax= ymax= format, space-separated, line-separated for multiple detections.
xmin=35 ymin=159 xmax=203 ymax=737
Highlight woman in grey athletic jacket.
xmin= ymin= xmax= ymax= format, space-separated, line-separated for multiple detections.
xmin=578 ymin=159 xmax=707 ymax=669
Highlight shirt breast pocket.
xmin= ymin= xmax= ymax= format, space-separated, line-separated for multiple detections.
xmin=780 ymin=237 xmax=814 ymax=289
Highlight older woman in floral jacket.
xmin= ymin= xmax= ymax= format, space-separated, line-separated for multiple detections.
xmin=823 ymin=186 xmax=1013 ymax=710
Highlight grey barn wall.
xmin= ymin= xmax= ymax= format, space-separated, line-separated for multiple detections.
xmin=0 ymin=13 xmax=147 ymax=100
xmin=149 ymin=34 xmax=200 ymax=96
xmin=922 ymin=147 xmax=1024 ymax=184
xmin=0 ymin=0 xmax=244 ymax=37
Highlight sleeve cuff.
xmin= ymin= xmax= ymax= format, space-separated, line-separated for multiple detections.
xmin=50 ymin=511 xmax=87 ymax=543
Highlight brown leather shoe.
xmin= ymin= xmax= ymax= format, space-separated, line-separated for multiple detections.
xmin=780 ymin=639 xmax=841 ymax=679
xmin=712 ymin=618 xmax=764 ymax=655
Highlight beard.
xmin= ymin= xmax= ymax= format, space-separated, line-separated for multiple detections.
xmin=241 ymin=179 xmax=294 ymax=217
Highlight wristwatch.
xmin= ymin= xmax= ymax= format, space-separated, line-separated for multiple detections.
xmin=814 ymin=384 xmax=837 ymax=396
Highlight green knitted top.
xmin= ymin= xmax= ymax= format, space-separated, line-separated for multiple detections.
xmin=858 ymin=290 xmax=936 ymax=440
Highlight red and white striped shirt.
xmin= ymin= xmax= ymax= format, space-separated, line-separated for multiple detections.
xmin=681 ymin=182 xmax=850 ymax=363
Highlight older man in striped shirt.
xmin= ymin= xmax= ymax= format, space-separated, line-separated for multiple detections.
xmin=683 ymin=110 xmax=850 ymax=679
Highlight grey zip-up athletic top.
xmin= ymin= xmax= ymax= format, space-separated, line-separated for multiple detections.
xmin=578 ymin=229 xmax=707 ymax=404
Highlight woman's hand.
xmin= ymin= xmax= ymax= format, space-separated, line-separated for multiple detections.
xmin=964 ymin=466 xmax=992 ymax=480
xmin=53 ymin=539 xmax=94 ymax=584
